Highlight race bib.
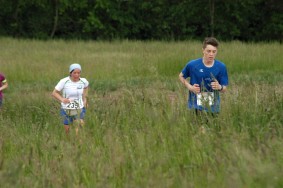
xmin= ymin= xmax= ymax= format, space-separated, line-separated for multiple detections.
xmin=62 ymin=98 xmax=84 ymax=109
xmin=197 ymin=92 xmax=214 ymax=106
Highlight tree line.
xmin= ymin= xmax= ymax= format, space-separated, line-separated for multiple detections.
xmin=0 ymin=0 xmax=282 ymax=41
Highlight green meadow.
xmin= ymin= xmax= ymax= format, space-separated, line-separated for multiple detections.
xmin=0 ymin=38 xmax=282 ymax=188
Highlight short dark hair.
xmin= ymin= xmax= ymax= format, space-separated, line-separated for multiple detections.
xmin=203 ymin=37 xmax=219 ymax=49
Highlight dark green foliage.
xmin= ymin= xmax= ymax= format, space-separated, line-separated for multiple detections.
xmin=0 ymin=0 xmax=282 ymax=41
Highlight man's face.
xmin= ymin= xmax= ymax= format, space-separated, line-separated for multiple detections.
xmin=203 ymin=44 xmax=217 ymax=63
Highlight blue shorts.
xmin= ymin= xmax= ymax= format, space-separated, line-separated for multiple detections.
xmin=60 ymin=107 xmax=86 ymax=125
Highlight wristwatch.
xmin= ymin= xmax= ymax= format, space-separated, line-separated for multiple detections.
xmin=220 ymin=85 xmax=223 ymax=91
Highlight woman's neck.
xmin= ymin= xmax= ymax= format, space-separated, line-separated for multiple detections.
xmin=70 ymin=76 xmax=80 ymax=82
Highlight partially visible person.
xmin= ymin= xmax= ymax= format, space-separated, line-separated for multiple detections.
xmin=179 ymin=37 xmax=229 ymax=114
xmin=52 ymin=64 xmax=89 ymax=135
xmin=0 ymin=73 xmax=8 ymax=109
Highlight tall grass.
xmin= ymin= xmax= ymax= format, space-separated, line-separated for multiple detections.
xmin=0 ymin=37 xmax=282 ymax=187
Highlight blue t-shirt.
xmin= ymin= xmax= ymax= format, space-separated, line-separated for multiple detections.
xmin=181 ymin=58 xmax=228 ymax=112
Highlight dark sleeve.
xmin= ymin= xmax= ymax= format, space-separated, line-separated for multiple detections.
xmin=219 ymin=65 xmax=228 ymax=86
xmin=181 ymin=63 xmax=190 ymax=79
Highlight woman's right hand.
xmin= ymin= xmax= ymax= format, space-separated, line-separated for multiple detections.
xmin=61 ymin=98 xmax=71 ymax=104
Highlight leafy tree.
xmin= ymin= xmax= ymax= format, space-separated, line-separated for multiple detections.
xmin=0 ymin=0 xmax=281 ymax=41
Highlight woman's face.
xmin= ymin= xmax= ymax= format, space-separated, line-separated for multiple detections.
xmin=70 ymin=69 xmax=81 ymax=81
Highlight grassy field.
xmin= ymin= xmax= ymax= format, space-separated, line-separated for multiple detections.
xmin=0 ymin=37 xmax=282 ymax=188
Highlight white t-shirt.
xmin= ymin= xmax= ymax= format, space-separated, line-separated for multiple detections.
xmin=55 ymin=77 xmax=89 ymax=109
